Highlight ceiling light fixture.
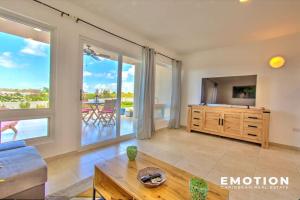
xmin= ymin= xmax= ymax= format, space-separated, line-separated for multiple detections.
xmin=269 ymin=56 xmax=286 ymax=69
xmin=239 ymin=0 xmax=249 ymax=3
xmin=33 ymin=27 xmax=42 ymax=32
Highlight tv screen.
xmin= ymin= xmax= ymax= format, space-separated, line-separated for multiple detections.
xmin=201 ymin=75 xmax=257 ymax=106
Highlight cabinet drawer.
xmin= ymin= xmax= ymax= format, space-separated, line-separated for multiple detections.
xmin=192 ymin=109 xmax=202 ymax=117
xmin=192 ymin=116 xmax=202 ymax=120
xmin=244 ymin=121 xmax=262 ymax=130
xmin=244 ymin=127 xmax=262 ymax=135
xmin=244 ymin=113 xmax=262 ymax=121
xmin=191 ymin=123 xmax=201 ymax=130
xmin=243 ymin=130 xmax=262 ymax=141
xmin=192 ymin=118 xmax=201 ymax=125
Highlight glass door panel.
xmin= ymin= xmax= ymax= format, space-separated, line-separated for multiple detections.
xmin=81 ymin=44 xmax=119 ymax=146
xmin=120 ymin=56 xmax=137 ymax=136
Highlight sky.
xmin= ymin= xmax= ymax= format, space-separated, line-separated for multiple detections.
xmin=83 ymin=54 xmax=135 ymax=93
xmin=0 ymin=32 xmax=50 ymax=89
xmin=0 ymin=31 xmax=134 ymax=93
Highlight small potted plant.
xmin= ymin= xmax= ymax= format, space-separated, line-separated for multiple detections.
xmin=189 ymin=177 xmax=208 ymax=200
xmin=126 ymin=146 xmax=137 ymax=161
xmin=125 ymin=108 xmax=133 ymax=117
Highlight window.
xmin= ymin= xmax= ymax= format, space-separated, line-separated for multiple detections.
xmin=0 ymin=118 xmax=48 ymax=143
xmin=0 ymin=13 xmax=53 ymax=143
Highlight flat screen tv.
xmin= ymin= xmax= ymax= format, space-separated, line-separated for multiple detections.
xmin=201 ymin=75 xmax=257 ymax=106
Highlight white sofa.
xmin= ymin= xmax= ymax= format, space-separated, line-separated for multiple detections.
xmin=0 ymin=140 xmax=47 ymax=199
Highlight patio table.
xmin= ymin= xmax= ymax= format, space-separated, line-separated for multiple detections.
xmin=83 ymin=100 xmax=105 ymax=124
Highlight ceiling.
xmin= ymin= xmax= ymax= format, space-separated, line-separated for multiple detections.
xmin=67 ymin=0 xmax=300 ymax=55
xmin=0 ymin=17 xmax=50 ymax=44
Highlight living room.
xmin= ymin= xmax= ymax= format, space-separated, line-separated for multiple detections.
xmin=0 ymin=0 xmax=299 ymax=200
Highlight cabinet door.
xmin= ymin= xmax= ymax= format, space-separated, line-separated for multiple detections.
xmin=203 ymin=110 xmax=221 ymax=132
xmin=222 ymin=112 xmax=242 ymax=136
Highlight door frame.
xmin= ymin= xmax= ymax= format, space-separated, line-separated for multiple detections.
xmin=77 ymin=36 xmax=135 ymax=150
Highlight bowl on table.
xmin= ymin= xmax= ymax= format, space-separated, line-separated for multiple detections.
xmin=137 ymin=167 xmax=166 ymax=188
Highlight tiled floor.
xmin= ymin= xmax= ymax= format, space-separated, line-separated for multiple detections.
xmin=46 ymin=129 xmax=300 ymax=200
xmin=81 ymin=116 xmax=136 ymax=146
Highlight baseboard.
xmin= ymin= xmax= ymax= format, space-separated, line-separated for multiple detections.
xmin=78 ymin=134 xmax=135 ymax=152
xmin=155 ymin=127 xmax=168 ymax=131
xmin=155 ymin=126 xmax=186 ymax=132
xmin=45 ymin=135 xmax=135 ymax=162
xmin=45 ymin=150 xmax=78 ymax=162
xmin=180 ymin=125 xmax=187 ymax=129
xmin=269 ymin=142 xmax=300 ymax=151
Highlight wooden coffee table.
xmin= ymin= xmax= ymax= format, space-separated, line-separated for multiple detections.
xmin=93 ymin=152 xmax=229 ymax=200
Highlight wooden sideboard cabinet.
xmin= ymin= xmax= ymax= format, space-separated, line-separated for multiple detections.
xmin=187 ymin=105 xmax=270 ymax=148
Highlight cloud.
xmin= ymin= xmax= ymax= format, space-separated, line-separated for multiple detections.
xmin=122 ymin=65 xmax=135 ymax=81
xmin=0 ymin=52 xmax=17 ymax=68
xmin=122 ymin=82 xmax=134 ymax=93
xmin=122 ymin=71 xmax=129 ymax=80
xmin=83 ymin=71 xmax=92 ymax=77
xmin=128 ymin=65 xmax=135 ymax=76
xmin=94 ymin=83 xmax=117 ymax=92
xmin=93 ymin=72 xmax=116 ymax=79
xmin=83 ymin=83 xmax=89 ymax=91
xmin=21 ymin=39 xmax=48 ymax=56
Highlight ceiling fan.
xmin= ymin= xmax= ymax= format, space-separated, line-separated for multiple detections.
xmin=83 ymin=45 xmax=110 ymax=61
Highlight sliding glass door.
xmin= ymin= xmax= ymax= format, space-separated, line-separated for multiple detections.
xmin=120 ymin=56 xmax=138 ymax=136
xmin=80 ymin=41 xmax=137 ymax=147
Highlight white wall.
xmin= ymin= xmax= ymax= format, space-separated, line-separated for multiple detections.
xmin=0 ymin=0 xmax=179 ymax=158
xmin=181 ymin=33 xmax=300 ymax=148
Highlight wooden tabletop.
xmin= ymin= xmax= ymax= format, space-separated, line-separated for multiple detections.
xmin=94 ymin=152 xmax=229 ymax=200
xmin=83 ymin=99 xmax=105 ymax=105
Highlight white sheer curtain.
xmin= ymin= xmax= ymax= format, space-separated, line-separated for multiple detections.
xmin=136 ymin=47 xmax=156 ymax=139
xmin=169 ymin=60 xmax=182 ymax=129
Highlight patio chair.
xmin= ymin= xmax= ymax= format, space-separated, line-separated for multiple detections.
xmin=98 ymin=99 xmax=117 ymax=126
xmin=82 ymin=108 xmax=92 ymax=124
xmin=0 ymin=121 xmax=18 ymax=134
xmin=81 ymin=100 xmax=93 ymax=124
xmin=0 ymin=108 xmax=19 ymax=143
xmin=0 ymin=121 xmax=18 ymax=143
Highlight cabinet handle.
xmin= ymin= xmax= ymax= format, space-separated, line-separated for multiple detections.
xmin=247 ymin=133 xmax=257 ymax=137
xmin=221 ymin=119 xmax=224 ymax=126
xmin=248 ymin=116 xmax=258 ymax=119
xmin=193 ymin=124 xmax=199 ymax=127
xmin=193 ymin=117 xmax=200 ymax=120
xmin=248 ymin=125 xmax=258 ymax=128
xmin=194 ymin=111 xmax=200 ymax=113
xmin=218 ymin=118 xmax=221 ymax=125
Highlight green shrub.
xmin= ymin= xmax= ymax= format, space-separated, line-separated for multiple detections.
xmin=121 ymin=101 xmax=133 ymax=108
xmin=36 ymin=104 xmax=46 ymax=109
xmin=19 ymin=102 xmax=31 ymax=109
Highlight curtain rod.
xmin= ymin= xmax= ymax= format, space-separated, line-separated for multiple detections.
xmin=32 ymin=0 xmax=176 ymax=61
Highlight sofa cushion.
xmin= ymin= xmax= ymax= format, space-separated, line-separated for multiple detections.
xmin=0 ymin=146 xmax=47 ymax=198
xmin=0 ymin=140 xmax=26 ymax=152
